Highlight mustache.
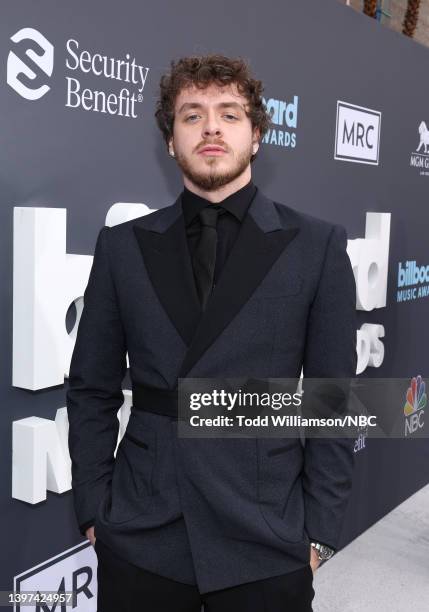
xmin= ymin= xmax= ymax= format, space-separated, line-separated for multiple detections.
xmin=194 ymin=141 xmax=228 ymax=152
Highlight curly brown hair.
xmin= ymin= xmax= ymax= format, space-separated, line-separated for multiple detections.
xmin=155 ymin=54 xmax=271 ymax=162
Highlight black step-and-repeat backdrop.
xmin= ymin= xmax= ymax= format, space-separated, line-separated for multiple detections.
xmin=1 ymin=0 xmax=429 ymax=606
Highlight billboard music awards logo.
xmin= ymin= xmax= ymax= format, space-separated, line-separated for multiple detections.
xmin=334 ymin=101 xmax=381 ymax=165
xmin=404 ymin=375 xmax=426 ymax=437
xmin=7 ymin=27 xmax=149 ymax=119
xmin=409 ymin=121 xmax=429 ymax=176
xmin=396 ymin=260 xmax=429 ymax=302
xmin=262 ymin=95 xmax=299 ymax=149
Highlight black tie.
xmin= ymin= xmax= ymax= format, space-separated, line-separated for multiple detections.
xmin=192 ymin=206 xmax=222 ymax=310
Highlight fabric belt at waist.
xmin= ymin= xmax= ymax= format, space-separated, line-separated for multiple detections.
xmin=131 ymin=379 xmax=292 ymax=421
xmin=132 ymin=384 xmax=179 ymax=419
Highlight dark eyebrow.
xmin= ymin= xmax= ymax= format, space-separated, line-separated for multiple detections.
xmin=177 ymin=101 xmax=245 ymax=114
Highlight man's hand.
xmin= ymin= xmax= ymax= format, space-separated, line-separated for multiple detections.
xmin=86 ymin=526 xmax=96 ymax=547
xmin=310 ymin=546 xmax=321 ymax=572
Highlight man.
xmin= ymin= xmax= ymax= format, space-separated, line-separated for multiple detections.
xmin=67 ymin=54 xmax=357 ymax=611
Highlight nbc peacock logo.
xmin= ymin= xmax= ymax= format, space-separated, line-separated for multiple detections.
xmin=404 ymin=375 xmax=426 ymax=436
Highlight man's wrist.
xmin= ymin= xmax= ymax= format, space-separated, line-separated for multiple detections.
xmin=310 ymin=541 xmax=335 ymax=561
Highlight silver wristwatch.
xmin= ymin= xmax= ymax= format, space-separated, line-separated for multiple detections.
xmin=310 ymin=541 xmax=335 ymax=561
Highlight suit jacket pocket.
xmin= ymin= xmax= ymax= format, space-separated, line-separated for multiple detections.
xmin=108 ymin=422 xmax=157 ymax=524
xmin=257 ymin=438 xmax=305 ymax=543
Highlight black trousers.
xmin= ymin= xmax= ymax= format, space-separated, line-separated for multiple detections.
xmin=95 ymin=538 xmax=315 ymax=612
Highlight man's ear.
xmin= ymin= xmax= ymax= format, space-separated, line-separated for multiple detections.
xmin=252 ymin=127 xmax=260 ymax=155
xmin=168 ymin=138 xmax=175 ymax=157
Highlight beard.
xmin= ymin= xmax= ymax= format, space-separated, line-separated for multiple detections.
xmin=174 ymin=143 xmax=253 ymax=191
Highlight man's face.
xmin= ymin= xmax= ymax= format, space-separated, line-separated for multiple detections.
xmin=169 ymin=82 xmax=259 ymax=191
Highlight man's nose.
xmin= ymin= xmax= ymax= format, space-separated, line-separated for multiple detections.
xmin=202 ymin=113 xmax=222 ymax=138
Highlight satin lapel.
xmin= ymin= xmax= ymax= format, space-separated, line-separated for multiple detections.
xmin=178 ymin=190 xmax=300 ymax=378
xmin=132 ymin=195 xmax=201 ymax=346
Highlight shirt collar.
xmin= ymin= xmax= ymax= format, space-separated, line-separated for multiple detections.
xmin=181 ymin=180 xmax=257 ymax=226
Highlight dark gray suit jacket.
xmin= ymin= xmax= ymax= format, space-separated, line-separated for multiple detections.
xmin=66 ymin=188 xmax=357 ymax=594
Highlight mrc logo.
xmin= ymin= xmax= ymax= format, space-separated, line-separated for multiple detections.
xmin=334 ymin=100 xmax=381 ymax=165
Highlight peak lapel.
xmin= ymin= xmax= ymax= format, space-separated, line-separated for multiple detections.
xmin=178 ymin=190 xmax=300 ymax=378
xmin=133 ymin=195 xmax=201 ymax=347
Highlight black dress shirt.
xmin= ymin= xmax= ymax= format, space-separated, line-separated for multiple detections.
xmin=181 ymin=180 xmax=257 ymax=287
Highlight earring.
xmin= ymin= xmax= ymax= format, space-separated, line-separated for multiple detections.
xmin=170 ymin=149 xmax=175 ymax=157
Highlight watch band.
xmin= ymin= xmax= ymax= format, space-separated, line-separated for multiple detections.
xmin=310 ymin=541 xmax=335 ymax=561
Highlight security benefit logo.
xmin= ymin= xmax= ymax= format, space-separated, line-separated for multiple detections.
xmin=354 ymin=419 xmax=368 ymax=453
xmin=403 ymin=375 xmax=426 ymax=437
xmin=410 ymin=121 xmax=429 ymax=176
xmin=334 ymin=101 xmax=381 ymax=165
xmin=7 ymin=27 xmax=53 ymax=100
xmin=6 ymin=27 xmax=150 ymax=119
xmin=14 ymin=541 xmax=98 ymax=611
xmin=262 ymin=95 xmax=298 ymax=149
